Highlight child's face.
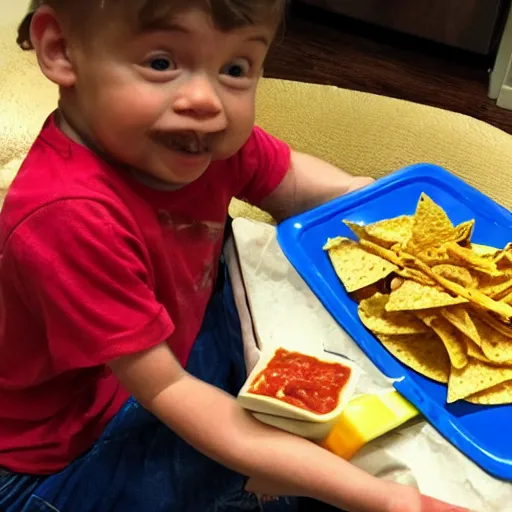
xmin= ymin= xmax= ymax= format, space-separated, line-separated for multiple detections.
xmin=64 ymin=9 xmax=274 ymax=187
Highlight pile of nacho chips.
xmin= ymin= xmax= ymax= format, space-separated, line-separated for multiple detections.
xmin=323 ymin=193 xmax=512 ymax=405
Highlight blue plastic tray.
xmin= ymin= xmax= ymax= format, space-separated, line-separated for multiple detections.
xmin=277 ymin=163 xmax=512 ymax=481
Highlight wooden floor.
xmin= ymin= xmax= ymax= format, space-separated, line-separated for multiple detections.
xmin=265 ymin=3 xmax=512 ymax=134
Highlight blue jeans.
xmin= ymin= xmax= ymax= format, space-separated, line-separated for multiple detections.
xmin=0 ymin=263 xmax=298 ymax=512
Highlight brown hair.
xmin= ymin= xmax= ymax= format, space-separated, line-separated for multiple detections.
xmin=18 ymin=0 xmax=287 ymax=50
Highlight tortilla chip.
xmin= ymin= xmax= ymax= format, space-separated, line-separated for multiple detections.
xmin=386 ymin=279 xmax=468 ymax=312
xmin=464 ymin=340 xmax=512 ymax=367
xmin=445 ymin=242 xmax=501 ymax=276
xmin=471 ymin=244 xmax=499 ymax=257
xmin=323 ymin=237 xmax=398 ymax=293
xmin=479 ymin=312 xmax=512 ymax=340
xmin=342 ymin=221 xmax=371 ymax=244
xmin=394 ymin=267 xmax=436 ymax=286
xmin=344 ymin=216 xmax=413 ymax=249
xmin=472 ymin=316 xmax=512 ymax=363
xmin=451 ymin=220 xmax=475 ymax=246
xmin=358 ymin=239 xmax=403 ymax=267
xmin=501 ymin=257 xmax=512 ymax=270
xmin=432 ymin=264 xmax=478 ymax=289
xmin=407 ymin=193 xmax=454 ymax=252
xmin=502 ymin=291 xmax=512 ymax=305
xmin=466 ymin=380 xmax=512 ymax=405
xmin=477 ymin=272 xmax=512 ymax=299
xmin=440 ymin=278 xmax=512 ymax=323
xmin=377 ymin=332 xmax=450 ymax=383
xmin=326 ymin=195 xmax=512 ymax=406
xmin=448 ymin=358 xmax=512 ymax=403
xmin=464 ymin=337 xmax=490 ymax=363
xmin=358 ymin=293 xmax=429 ymax=335
xmin=495 ymin=243 xmax=512 ymax=267
xmin=493 ymin=278 xmax=512 ymax=301
xmin=416 ymin=312 xmax=468 ymax=369
xmin=440 ymin=306 xmax=481 ymax=346
xmin=416 ymin=246 xmax=453 ymax=266
xmin=400 ymin=252 xmax=512 ymax=323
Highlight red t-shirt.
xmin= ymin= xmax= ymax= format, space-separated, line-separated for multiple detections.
xmin=0 ymin=114 xmax=290 ymax=474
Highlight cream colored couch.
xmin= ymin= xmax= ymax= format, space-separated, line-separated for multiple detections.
xmin=2 ymin=0 xmax=512 ymax=215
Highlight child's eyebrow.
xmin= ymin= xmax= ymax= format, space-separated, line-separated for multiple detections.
xmin=141 ymin=20 xmax=189 ymax=35
xmin=246 ymin=34 xmax=270 ymax=47
xmin=140 ymin=20 xmax=270 ymax=47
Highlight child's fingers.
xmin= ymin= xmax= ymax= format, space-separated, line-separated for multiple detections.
xmin=345 ymin=176 xmax=375 ymax=194
xmin=420 ymin=495 xmax=469 ymax=512
xmin=390 ymin=277 xmax=404 ymax=291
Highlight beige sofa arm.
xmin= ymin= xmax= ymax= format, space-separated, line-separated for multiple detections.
xmin=253 ymin=79 xmax=512 ymax=211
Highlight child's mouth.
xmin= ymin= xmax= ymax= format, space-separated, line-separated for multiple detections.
xmin=158 ymin=132 xmax=211 ymax=156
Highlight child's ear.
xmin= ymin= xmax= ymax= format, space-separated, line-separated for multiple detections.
xmin=30 ymin=6 xmax=76 ymax=88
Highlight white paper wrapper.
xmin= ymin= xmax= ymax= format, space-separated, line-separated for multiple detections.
xmin=226 ymin=218 xmax=512 ymax=512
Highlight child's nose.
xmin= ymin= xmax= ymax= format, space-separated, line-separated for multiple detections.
xmin=173 ymin=73 xmax=224 ymax=121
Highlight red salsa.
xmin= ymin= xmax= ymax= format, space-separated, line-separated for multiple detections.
xmin=248 ymin=348 xmax=351 ymax=415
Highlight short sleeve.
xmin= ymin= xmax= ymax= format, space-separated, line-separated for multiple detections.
xmin=235 ymin=126 xmax=291 ymax=206
xmin=4 ymin=199 xmax=174 ymax=370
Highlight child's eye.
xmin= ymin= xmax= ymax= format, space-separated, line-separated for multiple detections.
xmin=147 ymin=57 xmax=175 ymax=72
xmin=220 ymin=58 xmax=251 ymax=78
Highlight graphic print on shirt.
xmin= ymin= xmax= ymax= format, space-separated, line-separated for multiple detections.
xmin=157 ymin=210 xmax=224 ymax=293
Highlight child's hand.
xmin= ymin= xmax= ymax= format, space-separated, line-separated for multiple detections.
xmin=345 ymin=176 xmax=375 ymax=194
xmin=387 ymin=486 xmax=470 ymax=512
xmin=418 ymin=496 xmax=469 ymax=512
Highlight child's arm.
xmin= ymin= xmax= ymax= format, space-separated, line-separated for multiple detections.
xmin=109 ymin=341 xmax=466 ymax=512
xmin=259 ymin=151 xmax=374 ymax=222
